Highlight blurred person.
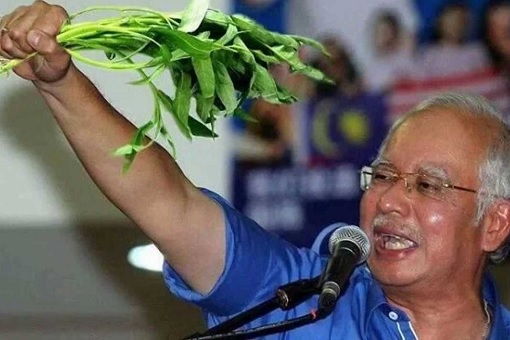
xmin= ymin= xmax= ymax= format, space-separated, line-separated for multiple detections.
xmin=232 ymin=63 xmax=297 ymax=167
xmin=365 ymin=10 xmax=416 ymax=93
xmin=1 ymin=2 xmax=510 ymax=339
xmin=418 ymin=2 xmax=490 ymax=77
xmin=483 ymin=0 xmax=510 ymax=75
xmin=309 ymin=36 xmax=362 ymax=98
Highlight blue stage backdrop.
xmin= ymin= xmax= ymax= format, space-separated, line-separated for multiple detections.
xmin=230 ymin=0 xmax=510 ymax=248
xmin=231 ymin=91 xmax=388 ymax=247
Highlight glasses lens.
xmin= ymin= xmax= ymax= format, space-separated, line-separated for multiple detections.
xmin=371 ymin=167 xmax=396 ymax=184
xmin=415 ymin=174 xmax=447 ymax=200
xmin=360 ymin=165 xmax=472 ymax=200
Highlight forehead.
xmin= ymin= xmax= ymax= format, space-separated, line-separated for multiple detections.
xmin=382 ymin=108 xmax=493 ymax=178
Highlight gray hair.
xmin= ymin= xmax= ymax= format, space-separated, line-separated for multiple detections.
xmin=378 ymin=92 xmax=510 ymax=263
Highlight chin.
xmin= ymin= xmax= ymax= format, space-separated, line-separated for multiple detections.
xmin=367 ymin=259 xmax=422 ymax=287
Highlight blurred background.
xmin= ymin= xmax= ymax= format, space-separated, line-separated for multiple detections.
xmin=0 ymin=0 xmax=508 ymax=339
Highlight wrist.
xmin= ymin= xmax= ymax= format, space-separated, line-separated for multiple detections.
xmin=32 ymin=62 xmax=80 ymax=96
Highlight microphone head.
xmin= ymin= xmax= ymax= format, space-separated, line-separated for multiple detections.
xmin=328 ymin=225 xmax=370 ymax=264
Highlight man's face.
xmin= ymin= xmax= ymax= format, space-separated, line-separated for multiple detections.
xmin=359 ymin=109 xmax=489 ymax=291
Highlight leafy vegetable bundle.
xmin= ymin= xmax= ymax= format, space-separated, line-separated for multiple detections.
xmin=0 ymin=0 xmax=330 ymax=170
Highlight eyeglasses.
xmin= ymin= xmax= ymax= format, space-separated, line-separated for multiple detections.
xmin=360 ymin=165 xmax=477 ymax=201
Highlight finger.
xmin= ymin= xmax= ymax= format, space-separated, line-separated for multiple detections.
xmin=0 ymin=14 xmax=12 ymax=58
xmin=0 ymin=7 xmax=32 ymax=58
xmin=0 ymin=29 xmax=13 ymax=59
xmin=32 ymin=3 xmax=69 ymax=38
xmin=26 ymin=29 xmax=70 ymax=71
xmin=3 ymin=7 xmax=43 ymax=56
xmin=27 ymin=29 xmax=66 ymax=58
xmin=0 ymin=32 xmax=28 ymax=59
xmin=20 ymin=4 xmax=69 ymax=60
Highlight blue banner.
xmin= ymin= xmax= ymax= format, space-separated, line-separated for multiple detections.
xmin=231 ymin=94 xmax=388 ymax=247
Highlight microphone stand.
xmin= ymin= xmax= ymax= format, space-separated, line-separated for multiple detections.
xmin=183 ymin=275 xmax=326 ymax=340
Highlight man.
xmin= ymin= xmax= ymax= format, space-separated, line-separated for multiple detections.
xmin=1 ymin=2 xmax=509 ymax=339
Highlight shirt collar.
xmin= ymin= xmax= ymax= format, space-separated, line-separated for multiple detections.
xmin=361 ymin=266 xmax=509 ymax=338
xmin=481 ymin=270 xmax=509 ymax=339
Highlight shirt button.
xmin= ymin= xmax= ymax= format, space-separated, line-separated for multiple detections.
xmin=388 ymin=311 xmax=398 ymax=321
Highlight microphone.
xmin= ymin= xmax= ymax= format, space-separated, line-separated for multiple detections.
xmin=318 ymin=225 xmax=370 ymax=312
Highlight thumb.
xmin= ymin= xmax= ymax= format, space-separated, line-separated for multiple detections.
xmin=27 ymin=29 xmax=64 ymax=56
xmin=26 ymin=29 xmax=71 ymax=82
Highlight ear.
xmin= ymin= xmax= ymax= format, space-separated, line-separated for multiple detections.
xmin=481 ymin=200 xmax=510 ymax=253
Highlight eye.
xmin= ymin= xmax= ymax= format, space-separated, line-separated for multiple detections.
xmin=372 ymin=169 xmax=395 ymax=183
xmin=416 ymin=176 xmax=444 ymax=194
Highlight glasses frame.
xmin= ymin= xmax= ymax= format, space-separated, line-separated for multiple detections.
xmin=360 ymin=165 xmax=477 ymax=197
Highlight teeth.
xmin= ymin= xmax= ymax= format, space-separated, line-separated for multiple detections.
xmin=382 ymin=235 xmax=415 ymax=250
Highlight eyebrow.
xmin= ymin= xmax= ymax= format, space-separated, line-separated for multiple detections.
xmin=371 ymin=157 xmax=391 ymax=167
xmin=419 ymin=164 xmax=451 ymax=180
xmin=371 ymin=158 xmax=452 ymax=180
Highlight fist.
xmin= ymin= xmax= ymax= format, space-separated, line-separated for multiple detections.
xmin=0 ymin=0 xmax=71 ymax=83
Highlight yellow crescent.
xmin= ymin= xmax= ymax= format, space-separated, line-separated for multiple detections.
xmin=311 ymin=99 xmax=341 ymax=158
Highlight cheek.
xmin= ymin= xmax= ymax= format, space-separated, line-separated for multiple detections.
xmin=423 ymin=211 xmax=446 ymax=234
xmin=359 ymin=193 xmax=376 ymax=232
xmin=416 ymin=207 xmax=461 ymax=250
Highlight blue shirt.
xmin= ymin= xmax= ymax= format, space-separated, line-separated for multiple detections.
xmin=164 ymin=190 xmax=510 ymax=339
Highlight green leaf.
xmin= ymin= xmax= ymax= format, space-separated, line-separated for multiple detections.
xmin=231 ymin=14 xmax=274 ymax=44
xmin=159 ymin=126 xmax=177 ymax=157
xmin=129 ymin=64 xmax=165 ymax=85
xmin=192 ymin=57 xmax=215 ymax=99
xmin=66 ymin=49 xmax=159 ymax=70
xmin=114 ymin=121 xmax=155 ymax=171
xmin=158 ymin=90 xmax=191 ymax=139
xmin=232 ymin=37 xmax=255 ymax=64
xmin=188 ymin=116 xmax=218 ymax=137
xmin=113 ymin=144 xmax=144 ymax=156
xmin=248 ymin=65 xmax=297 ymax=104
xmin=131 ymin=121 xmax=155 ymax=146
xmin=178 ymin=0 xmax=210 ymax=33
xmin=195 ymin=31 xmax=212 ymax=41
xmin=289 ymin=34 xmax=330 ymax=56
xmin=173 ymin=71 xmax=193 ymax=126
xmin=232 ymin=37 xmax=256 ymax=89
xmin=252 ymin=50 xmax=280 ymax=64
xmin=268 ymin=45 xmax=331 ymax=83
xmin=150 ymin=27 xmax=216 ymax=58
xmin=204 ymin=9 xmax=234 ymax=26
xmin=267 ymin=32 xmax=299 ymax=49
xmin=216 ymin=24 xmax=238 ymax=46
xmin=213 ymin=60 xmax=237 ymax=113
xmin=275 ymin=84 xmax=298 ymax=103
xmin=168 ymin=49 xmax=192 ymax=62
xmin=252 ymin=64 xmax=279 ymax=103
xmin=159 ymin=44 xmax=173 ymax=67
xmin=196 ymin=93 xmax=214 ymax=122
xmin=105 ymin=51 xmax=116 ymax=60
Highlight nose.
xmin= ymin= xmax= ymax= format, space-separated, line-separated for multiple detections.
xmin=376 ymin=176 xmax=412 ymax=216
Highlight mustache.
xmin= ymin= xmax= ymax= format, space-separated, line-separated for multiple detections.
xmin=371 ymin=214 xmax=421 ymax=242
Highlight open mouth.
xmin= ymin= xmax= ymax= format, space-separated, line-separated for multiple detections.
xmin=375 ymin=232 xmax=418 ymax=251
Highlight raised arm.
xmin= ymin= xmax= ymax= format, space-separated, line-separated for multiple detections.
xmin=0 ymin=1 xmax=225 ymax=294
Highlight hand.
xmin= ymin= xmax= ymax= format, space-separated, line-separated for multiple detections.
xmin=0 ymin=1 xmax=71 ymax=83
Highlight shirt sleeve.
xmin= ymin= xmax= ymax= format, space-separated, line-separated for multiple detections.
xmin=163 ymin=188 xmax=324 ymax=318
